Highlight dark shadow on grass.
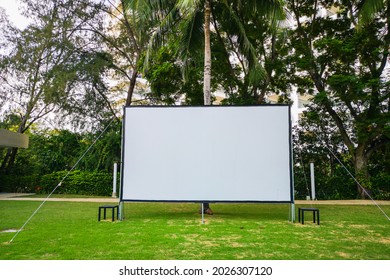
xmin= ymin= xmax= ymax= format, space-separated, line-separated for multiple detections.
xmin=122 ymin=203 xmax=291 ymax=222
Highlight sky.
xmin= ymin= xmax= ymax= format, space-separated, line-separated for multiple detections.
xmin=0 ymin=0 xmax=30 ymax=29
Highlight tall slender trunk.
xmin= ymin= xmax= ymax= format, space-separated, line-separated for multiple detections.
xmin=125 ymin=70 xmax=138 ymax=106
xmin=203 ymin=0 xmax=211 ymax=105
xmin=202 ymin=0 xmax=212 ymax=211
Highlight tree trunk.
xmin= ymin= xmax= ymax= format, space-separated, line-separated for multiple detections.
xmin=202 ymin=0 xmax=212 ymax=211
xmin=1 ymin=148 xmax=12 ymax=173
xmin=203 ymin=0 xmax=212 ymax=106
xmin=0 ymin=147 xmax=19 ymax=174
xmin=0 ymin=117 xmax=27 ymax=174
xmin=125 ymin=70 xmax=138 ymax=106
xmin=353 ymin=147 xmax=370 ymax=199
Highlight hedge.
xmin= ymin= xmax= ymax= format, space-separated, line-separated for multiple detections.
xmin=1 ymin=169 xmax=388 ymax=199
xmin=0 ymin=174 xmax=40 ymax=193
xmin=0 ymin=170 xmax=116 ymax=196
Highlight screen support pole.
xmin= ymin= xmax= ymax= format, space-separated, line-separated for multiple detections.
xmin=119 ymin=201 xmax=124 ymax=221
xmin=290 ymin=203 xmax=295 ymax=222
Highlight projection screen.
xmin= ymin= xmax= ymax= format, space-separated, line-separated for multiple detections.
xmin=120 ymin=106 xmax=293 ymax=203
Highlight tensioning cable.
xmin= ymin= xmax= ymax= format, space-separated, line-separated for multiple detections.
xmin=313 ymin=131 xmax=390 ymax=222
xmin=9 ymin=117 xmax=117 ymax=243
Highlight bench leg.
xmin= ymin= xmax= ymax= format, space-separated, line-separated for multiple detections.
xmin=98 ymin=208 xmax=101 ymax=221
xmin=317 ymin=211 xmax=320 ymax=225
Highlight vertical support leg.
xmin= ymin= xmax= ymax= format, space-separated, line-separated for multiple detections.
xmin=98 ymin=207 xmax=101 ymax=221
xmin=103 ymin=208 xmax=107 ymax=219
xmin=290 ymin=203 xmax=295 ymax=222
xmin=119 ymin=202 xmax=124 ymax=221
xmin=112 ymin=162 xmax=117 ymax=198
xmin=298 ymin=208 xmax=301 ymax=223
xmin=310 ymin=162 xmax=316 ymax=200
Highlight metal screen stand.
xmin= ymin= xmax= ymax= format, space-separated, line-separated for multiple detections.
xmin=290 ymin=203 xmax=295 ymax=222
xmin=119 ymin=201 xmax=124 ymax=221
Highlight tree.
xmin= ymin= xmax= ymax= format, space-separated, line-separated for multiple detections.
xmin=87 ymin=0 xmax=160 ymax=106
xmin=293 ymin=104 xmax=356 ymax=199
xmin=123 ymin=0 xmax=285 ymax=105
xmin=141 ymin=45 xmax=204 ymax=105
xmin=285 ymin=0 xmax=389 ymax=198
xmin=0 ymin=0 xmax=113 ymax=173
xmin=213 ymin=1 xmax=289 ymax=104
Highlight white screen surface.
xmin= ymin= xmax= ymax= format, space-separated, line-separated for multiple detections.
xmin=121 ymin=106 xmax=293 ymax=202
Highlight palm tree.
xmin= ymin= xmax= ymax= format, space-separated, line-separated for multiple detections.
xmin=123 ymin=0 xmax=285 ymax=105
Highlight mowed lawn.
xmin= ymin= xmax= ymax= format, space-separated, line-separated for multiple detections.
xmin=0 ymin=200 xmax=389 ymax=260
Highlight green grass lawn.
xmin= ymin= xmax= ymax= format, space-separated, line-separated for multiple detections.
xmin=0 ymin=201 xmax=389 ymax=260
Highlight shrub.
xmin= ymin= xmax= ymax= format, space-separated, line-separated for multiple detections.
xmin=0 ymin=174 xmax=40 ymax=193
xmin=39 ymin=170 xmax=113 ymax=196
xmin=0 ymin=170 xmax=113 ymax=196
xmin=371 ymin=172 xmax=390 ymax=200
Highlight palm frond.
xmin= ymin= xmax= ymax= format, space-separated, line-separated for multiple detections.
xmin=178 ymin=10 xmax=204 ymax=79
xmin=132 ymin=1 xmax=180 ymax=72
xmin=223 ymin=3 xmax=268 ymax=83
xmin=177 ymin=0 xmax=203 ymax=14
xmin=358 ymin=0 xmax=386 ymax=27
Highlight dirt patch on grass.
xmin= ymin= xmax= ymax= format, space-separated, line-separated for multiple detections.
xmin=180 ymin=233 xmax=244 ymax=249
xmin=378 ymin=238 xmax=390 ymax=245
xmin=348 ymin=224 xmax=370 ymax=229
xmin=336 ymin=251 xmax=352 ymax=258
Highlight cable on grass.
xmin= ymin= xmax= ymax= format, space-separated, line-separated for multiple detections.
xmin=9 ymin=117 xmax=117 ymax=243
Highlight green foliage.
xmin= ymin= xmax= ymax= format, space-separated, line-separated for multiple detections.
xmin=39 ymin=170 xmax=113 ymax=196
xmin=0 ymin=122 xmax=120 ymax=195
xmin=0 ymin=175 xmax=40 ymax=193
xmin=0 ymin=0 xmax=116 ymax=173
xmin=293 ymin=102 xmax=390 ymax=200
xmin=142 ymin=45 xmax=204 ymax=105
xmin=1 ymin=118 xmax=121 ymax=173
xmin=127 ymin=0 xmax=287 ymax=105
xmin=0 ymin=170 xmax=113 ymax=196
xmin=294 ymin=159 xmax=357 ymax=200
xmin=284 ymin=0 xmax=390 ymax=198
xmin=371 ymin=172 xmax=390 ymax=200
